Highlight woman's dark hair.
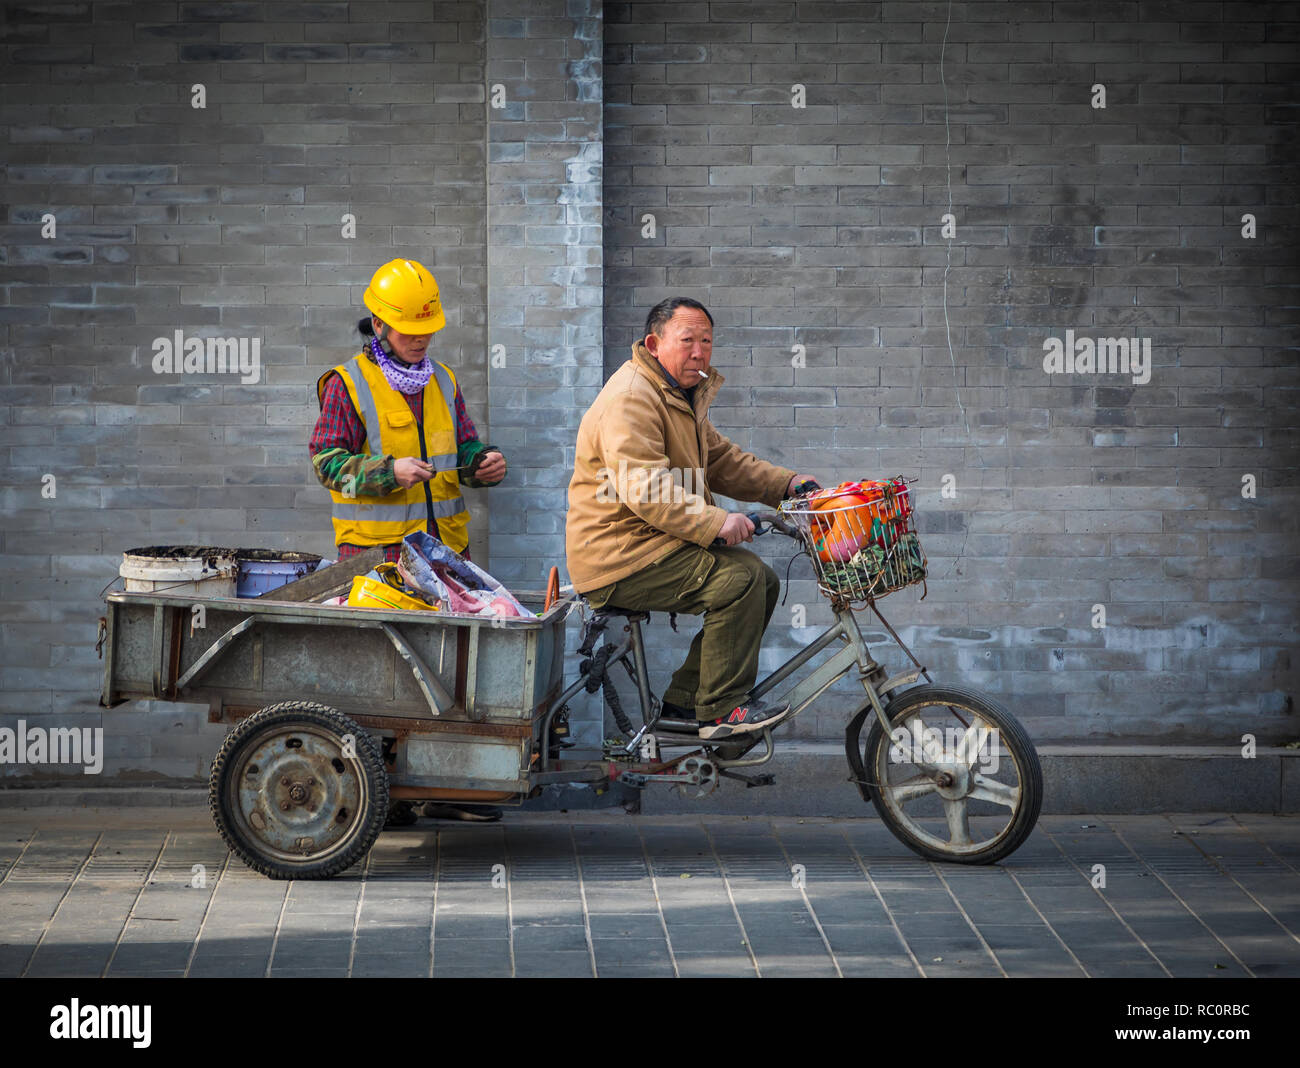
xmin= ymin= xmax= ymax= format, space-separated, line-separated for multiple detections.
xmin=357 ymin=317 xmax=376 ymax=337
xmin=644 ymin=297 xmax=713 ymax=340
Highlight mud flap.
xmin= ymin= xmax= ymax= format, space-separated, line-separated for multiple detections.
xmin=844 ymin=702 xmax=874 ymax=802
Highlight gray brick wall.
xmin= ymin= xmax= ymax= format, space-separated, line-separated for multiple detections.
xmin=603 ymin=0 xmax=1300 ymax=745
xmin=1 ymin=0 xmax=1297 ymax=786
xmin=1 ymin=1 xmax=496 ymax=778
xmin=484 ymin=0 xmax=604 ymax=744
xmin=485 ymin=0 xmax=602 ymax=588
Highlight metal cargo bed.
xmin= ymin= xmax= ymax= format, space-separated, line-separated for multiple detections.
xmin=99 ymin=588 xmax=575 ymax=796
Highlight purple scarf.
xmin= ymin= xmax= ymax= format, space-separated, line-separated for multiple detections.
xmin=369 ymin=337 xmax=434 ymax=395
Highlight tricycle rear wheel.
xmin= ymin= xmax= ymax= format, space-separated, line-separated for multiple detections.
xmin=209 ymin=701 xmax=389 ymax=879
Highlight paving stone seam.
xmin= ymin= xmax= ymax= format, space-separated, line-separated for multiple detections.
xmin=428 ymin=830 xmax=440 ymax=980
xmin=1039 ymin=821 xmax=1175 ymax=977
xmin=182 ymin=850 xmax=230 ymax=978
xmin=1000 ymin=867 xmax=1091 ymax=977
xmin=504 ymin=827 xmax=517 ymax=979
xmin=702 ymin=821 xmax=762 ymax=977
xmin=636 ymin=824 xmax=683 ymax=978
xmin=0 ymin=829 xmax=37 ymax=893
xmin=567 ymin=824 xmax=600 ymax=978
xmin=19 ymin=830 xmax=101 ymax=979
xmin=102 ymin=832 xmax=170 ymax=979
xmin=1108 ymin=819 xmax=1255 ymax=978
xmin=1170 ymin=816 xmax=1300 ymax=951
xmin=928 ymin=862 xmax=1012 ymax=978
xmin=263 ymin=876 xmax=293 ymax=980
xmin=1231 ymin=814 xmax=1300 ymax=878
xmin=770 ymin=822 xmax=844 ymax=978
xmin=345 ymin=849 xmax=371 ymax=980
xmin=838 ymin=825 xmax=924 ymax=977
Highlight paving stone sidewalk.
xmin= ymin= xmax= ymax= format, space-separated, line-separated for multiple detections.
xmin=0 ymin=809 xmax=1297 ymax=979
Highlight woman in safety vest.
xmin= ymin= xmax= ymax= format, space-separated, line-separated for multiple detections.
xmin=310 ymin=259 xmax=506 ymax=565
xmin=310 ymin=259 xmax=507 ymax=825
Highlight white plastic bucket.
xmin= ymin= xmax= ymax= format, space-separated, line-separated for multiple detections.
xmin=120 ymin=546 xmax=238 ymax=597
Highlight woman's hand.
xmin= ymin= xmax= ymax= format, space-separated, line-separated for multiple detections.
xmin=475 ymin=451 xmax=506 ymax=483
xmin=394 ymin=457 xmax=434 ymax=488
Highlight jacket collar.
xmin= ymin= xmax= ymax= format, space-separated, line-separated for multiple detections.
xmin=630 ymin=341 xmax=723 ymax=418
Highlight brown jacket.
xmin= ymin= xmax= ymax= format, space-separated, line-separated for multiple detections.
xmin=565 ymin=342 xmax=795 ymax=593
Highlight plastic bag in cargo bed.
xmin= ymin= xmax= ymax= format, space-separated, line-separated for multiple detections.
xmin=397 ymin=530 xmax=535 ymax=619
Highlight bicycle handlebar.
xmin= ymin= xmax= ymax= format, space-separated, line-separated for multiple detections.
xmin=711 ymin=510 xmax=798 ymax=547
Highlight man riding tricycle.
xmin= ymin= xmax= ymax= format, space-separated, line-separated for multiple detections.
xmin=556 ymin=295 xmax=1041 ymax=864
xmin=99 ymin=287 xmax=1041 ymax=879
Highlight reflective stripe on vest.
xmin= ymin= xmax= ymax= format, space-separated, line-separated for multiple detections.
xmin=331 ymin=496 xmax=466 ymax=522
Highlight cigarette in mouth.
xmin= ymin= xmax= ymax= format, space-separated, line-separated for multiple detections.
xmin=697 ymin=370 xmax=708 ymax=378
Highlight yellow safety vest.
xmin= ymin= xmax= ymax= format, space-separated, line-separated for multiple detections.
xmin=316 ymin=352 xmax=470 ymax=553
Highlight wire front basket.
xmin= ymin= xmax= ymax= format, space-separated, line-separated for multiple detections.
xmin=779 ymin=476 xmax=927 ymax=605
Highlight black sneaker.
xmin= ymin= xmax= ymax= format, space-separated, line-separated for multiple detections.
xmin=657 ymin=700 xmax=700 ymax=733
xmin=699 ymin=701 xmax=792 ymax=740
xmin=659 ymin=699 xmax=696 ymax=722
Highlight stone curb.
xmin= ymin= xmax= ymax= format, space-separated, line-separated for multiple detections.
xmin=2 ymin=746 xmax=1296 ymax=814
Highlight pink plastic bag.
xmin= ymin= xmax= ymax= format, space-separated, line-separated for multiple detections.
xmin=398 ymin=531 xmax=534 ymax=619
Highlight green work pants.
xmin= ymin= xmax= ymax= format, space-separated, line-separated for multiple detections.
xmin=584 ymin=544 xmax=780 ymax=720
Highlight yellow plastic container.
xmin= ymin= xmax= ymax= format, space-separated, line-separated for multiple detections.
xmin=347 ymin=564 xmax=438 ymax=612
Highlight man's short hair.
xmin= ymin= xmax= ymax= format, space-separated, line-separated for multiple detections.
xmin=644 ymin=297 xmax=714 ymax=340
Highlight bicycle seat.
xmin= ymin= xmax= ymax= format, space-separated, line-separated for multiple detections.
xmin=583 ymin=602 xmax=650 ymax=623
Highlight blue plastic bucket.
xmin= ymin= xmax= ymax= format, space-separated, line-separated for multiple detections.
xmin=235 ymin=550 xmax=324 ymax=598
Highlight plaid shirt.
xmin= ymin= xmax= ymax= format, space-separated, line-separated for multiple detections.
xmin=310 ymin=353 xmax=494 ymax=561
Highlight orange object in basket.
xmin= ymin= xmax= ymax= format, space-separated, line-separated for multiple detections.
xmin=810 ymin=490 xmax=872 ymax=563
xmin=809 ymin=480 xmax=905 ymax=562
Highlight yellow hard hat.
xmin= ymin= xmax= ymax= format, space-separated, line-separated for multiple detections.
xmin=363 ymin=259 xmax=446 ymax=335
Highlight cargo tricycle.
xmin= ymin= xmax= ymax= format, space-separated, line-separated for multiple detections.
xmin=98 ymin=480 xmax=1042 ymax=879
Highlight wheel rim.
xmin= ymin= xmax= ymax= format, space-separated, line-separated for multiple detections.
xmin=871 ymin=699 xmax=1027 ymax=857
xmin=227 ymin=723 xmax=372 ymax=865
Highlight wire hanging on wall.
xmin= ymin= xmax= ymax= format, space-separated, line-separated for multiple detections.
xmin=933 ymin=0 xmax=995 ymax=582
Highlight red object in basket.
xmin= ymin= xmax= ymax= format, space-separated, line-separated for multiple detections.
xmin=807 ymin=479 xmax=910 ymax=562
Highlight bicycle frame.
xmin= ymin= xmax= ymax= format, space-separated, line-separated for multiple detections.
xmin=752 ymin=605 xmax=887 ymax=726
xmin=536 ymin=600 xmax=926 ymax=774
xmin=535 ymin=507 xmax=1043 ymax=865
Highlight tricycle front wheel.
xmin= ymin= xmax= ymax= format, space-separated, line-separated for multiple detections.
xmin=847 ymin=684 xmax=1042 ymax=865
xmin=209 ymin=701 xmax=389 ymax=879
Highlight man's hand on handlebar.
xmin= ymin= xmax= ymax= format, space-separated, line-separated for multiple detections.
xmin=716 ymin=512 xmax=756 ymax=546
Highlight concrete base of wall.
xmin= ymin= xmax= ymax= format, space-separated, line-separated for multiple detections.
xmin=3 ymin=745 xmax=1297 ymax=814
xmin=639 ymin=744 xmax=1300 ymax=816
